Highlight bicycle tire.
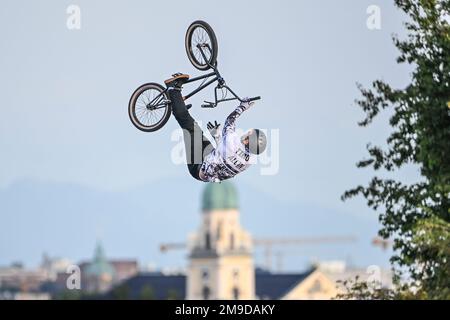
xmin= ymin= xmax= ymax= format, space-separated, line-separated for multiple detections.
xmin=185 ymin=20 xmax=218 ymax=71
xmin=128 ymin=82 xmax=171 ymax=132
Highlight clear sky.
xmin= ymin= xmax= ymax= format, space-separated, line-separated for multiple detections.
xmin=0 ymin=1 xmax=418 ymax=271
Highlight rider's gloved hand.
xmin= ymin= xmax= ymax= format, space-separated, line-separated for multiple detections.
xmin=240 ymin=97 xmax=256 ymax=110
xmin=207 ymin=121 xmax=221 ymax=137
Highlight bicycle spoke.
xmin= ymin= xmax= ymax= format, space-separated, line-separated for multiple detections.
xmin=148 ymin=110 xmax=156 ymax=125
xmin=134 ymin=87 xmax=168 ymax=127
xmin=191 ymin=26 xmax=212 ymax=66
xmin=195 ymin=48 xmax=203 ymax=63
xmin=201 ymin=29 xmax=206 ymax=43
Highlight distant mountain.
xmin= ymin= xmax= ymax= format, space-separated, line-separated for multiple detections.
xmin=0 ymin=178 xmax=391 ymax=271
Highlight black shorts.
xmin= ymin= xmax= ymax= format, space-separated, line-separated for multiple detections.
xmin=167 ymin=88 xmax=212 ymax=182
xmin=188 ymin=163 xmax=203 ymax=181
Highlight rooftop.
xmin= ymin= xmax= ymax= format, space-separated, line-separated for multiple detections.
xmin=202 ymin=181 xmax=239 ymax=211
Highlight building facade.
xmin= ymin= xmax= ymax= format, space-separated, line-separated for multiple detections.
xmin=105 ymin=182 xmax=392 ymax=300
xmin=187 ymin=182 xmax=255 ymax=300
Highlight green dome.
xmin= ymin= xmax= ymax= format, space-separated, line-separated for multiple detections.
xmin=202 ymin=181 xmax=239 ymax=211
xmin=85 ymin=242 xmax=115 ymax=276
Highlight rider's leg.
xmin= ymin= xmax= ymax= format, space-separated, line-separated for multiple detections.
xmin=167 ymin=88 xmax=213 ymax=180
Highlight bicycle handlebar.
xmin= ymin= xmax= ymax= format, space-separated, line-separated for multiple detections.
xmin=247 ymin=96 xmax=261 ymax=102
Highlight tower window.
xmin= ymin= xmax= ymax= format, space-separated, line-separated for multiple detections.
xmin=202 ymin=286 xmax=211 ymax=300
xmin=230 ymin=233 xmax=235 ymax=250
xmin=205 ymin=232 xmax=211 ymax=250
xmin=216 ymin=221 xmax=223 ymax=240
xmin=232 ymin=287 xmax=240 ymax=300
xmin=201 ymin=269 xmax=209 ymax=281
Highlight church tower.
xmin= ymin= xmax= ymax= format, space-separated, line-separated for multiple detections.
xmin=84 ymin=242 xmax=115 ymax=293
xmin=187 ymin=182 xmax=255 ymax=300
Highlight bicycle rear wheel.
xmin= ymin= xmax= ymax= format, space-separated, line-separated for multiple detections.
xmin=128 ymin=83 xmax=171 ymax=132
xmin=185 ymin=20 xmax=218 ymax=71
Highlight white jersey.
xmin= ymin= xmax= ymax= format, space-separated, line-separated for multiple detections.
xmin=200 ymin=104 xmax=254 ymax=182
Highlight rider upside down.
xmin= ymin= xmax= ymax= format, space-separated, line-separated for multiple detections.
xmin=165 ymin=73 xmax=267 ymax=183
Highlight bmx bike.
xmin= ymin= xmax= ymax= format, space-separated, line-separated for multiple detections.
xmin=128 ymin=20 xmax=261 ymax=132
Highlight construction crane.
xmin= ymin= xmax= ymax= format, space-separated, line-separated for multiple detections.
xmin=159 ymin=242 xmax=186 ymax=253
xmin=159 ymin=235 xmax=357 ymax=271
xmin=371 ymin=236 xmax=392 ymax=250
xmin=254 ymin=236 xmax=357 ymax=271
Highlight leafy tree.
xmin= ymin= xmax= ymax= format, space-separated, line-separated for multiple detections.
xmin=139 ymin=284 xmax=155 ymax=300
xmin=335 ymin=276 xmax=397 ymax=300
xmin=54 ymin=289 xmax=91 ymax=300
xmin=167 ymin=288 xmax=180 ymax=300
xmin=342 ymin=0 xmax=449 ymax=299
xmin=111 ymin=283 xmax=130 ymax=300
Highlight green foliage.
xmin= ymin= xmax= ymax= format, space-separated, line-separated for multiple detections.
xmin=139 ymin=285 xmax=155 ymax=300
xmin=167 ymin=288 xmax=180 ymax=300
xmin=335 ymin=276 xmax=397 ymax=300
xmin=335 ymin=275 xmax=430 ymax=300
xmin=409 ymin=215 xmax=450 ymax=298
xmin=342 ymin=0 xmax=450 ymax=299
xmin=111 ymin=284 xmax=130 ymax=300
xmin=54 ymin=289 xmax=83 ymax=300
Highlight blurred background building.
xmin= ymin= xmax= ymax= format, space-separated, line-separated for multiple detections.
xmin=0 ymin=182 xmax=392 ymax=300
xmin=101 ymin=182 xmax=392 ymax=300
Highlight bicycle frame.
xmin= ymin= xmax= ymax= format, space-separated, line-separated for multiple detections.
xmin=182 ymin=70 xmax=247 ymax=108
xmin=148 ymin=44 xmax=260 ymax=110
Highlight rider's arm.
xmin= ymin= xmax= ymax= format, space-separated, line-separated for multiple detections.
xmin=222 ymin=101 xmax=254 ymax=136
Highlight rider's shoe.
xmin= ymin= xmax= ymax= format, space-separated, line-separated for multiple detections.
xmin=164 ymin=73 xmax=190 ymax=88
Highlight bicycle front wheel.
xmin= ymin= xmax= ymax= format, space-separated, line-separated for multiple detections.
xmin=185 ymin=20 xmax=218 ymax=71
